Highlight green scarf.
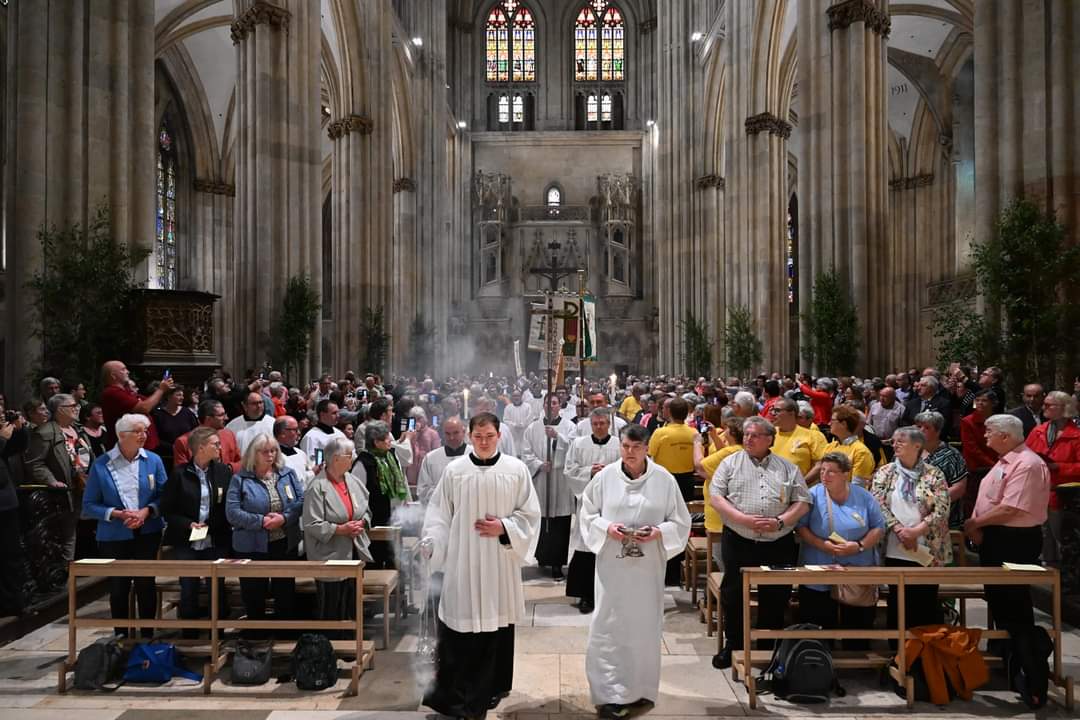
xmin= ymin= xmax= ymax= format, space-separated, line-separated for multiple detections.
xmin=371 ymin=447 xmax=409 ymax=501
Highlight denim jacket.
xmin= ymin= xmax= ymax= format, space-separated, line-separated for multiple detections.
xmin=225 ymin=466 xmax=304 ymax=554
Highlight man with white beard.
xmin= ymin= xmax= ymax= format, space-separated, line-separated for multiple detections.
xmin=521 ymin=393 xmax=577 ymax=579
xmin=501 ymin=390 xmax=535 ymax=456
xmin=580 ymin=423 xmax=690 ymax=718
xmin=563 ymin=408 xmax=620 ymax=613
xmin=416 ymin=416 xmax=469 ymax=506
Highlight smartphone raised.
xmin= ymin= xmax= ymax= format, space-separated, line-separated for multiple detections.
xmin=314 ymin=447 xmax=324 ymax=466
xmin=163 ymin=369 xmax=171 ymax=380
xmin=407 ymin=417 xmax=417 ymax=432
xmin=431 ymin=415 xmax=440 ymax=428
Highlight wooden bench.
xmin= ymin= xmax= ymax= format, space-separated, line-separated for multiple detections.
xmin=59 ymin=559 xmax=375 ymax=696
xmin=733 ymin=566 xmax=1075 ymax=711
xmin=682 ymin=502 xmax=707 ymax=604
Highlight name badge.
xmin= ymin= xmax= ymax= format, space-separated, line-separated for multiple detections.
xmin=216 ymin=487 xmax=223 ymax=503
xmin=852 ymin=511 xmax=865 ymax=526
xmin=284 ymin=484 xmax=295 ymax=501
xmin=148 ymin=474 xmax=155 ymax=491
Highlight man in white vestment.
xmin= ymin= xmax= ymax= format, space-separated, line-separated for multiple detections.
xmin=521 ymin=392 xmax=578 ymax=579
xmin=421 ymin=412 xmax=541 ymax=720
xmin=501 ymin=390 xmax=535 ymax=457
xmin=274 ymin=416 xmax=316 ymax=488
xmin=299 ymin=399 xmax=347 ymax=459
xmin=225 ymin=391 xmax=276 ymax=455
xmin=575 ymin=391 xmax=627 ymax=437
xmin=416 ymin=416 xmax=469 ymax=506
xmin=580 ymin=423 xmax=691 ymax=718
xmin=563 ymin=408 xmax=621 ymax=613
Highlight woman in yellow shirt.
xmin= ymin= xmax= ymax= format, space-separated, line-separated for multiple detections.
xmin=823 ymin=405 xmax=876 ymax=486
xmin=694 ymin=417 xmax=746 ymax=556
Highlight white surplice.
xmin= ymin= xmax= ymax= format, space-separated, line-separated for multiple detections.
xmin=225 ymin=414 xmax=276 ymax=455
xmin=564 ymin=433 xmax=621 ymax=556
xmin=422 ymin=453 xmax=541 ymax=633
xmin=501 ymin=402 xmax=535 ymax=457
xmin=580 ymin=459 xmax=691 ymax=706
xmin=520 ymin=416 xmax=578 ymax=518
xmin=415 ymin=445 xmax=470 ymax=506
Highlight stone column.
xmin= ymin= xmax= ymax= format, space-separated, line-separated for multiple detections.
xmin=188 ymin=181 xmax=235 ymax=371
xmin=231 ymin=0 xmax=322 ymax=378
xmin=4 ymin=0 xmax=154 ymax=400
xmin=797 ymin=0 xmax=890 ymax=373
xmin=723 ymin=0 xmax=791 ymax=372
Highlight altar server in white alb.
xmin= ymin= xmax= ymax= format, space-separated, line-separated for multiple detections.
xmin=421 ymin=412 xmax=541 ymax=720
xmin=563 ymin=407 xmax=621 ymax=613
xmin=501 ymin=390 xmax=536 ymax=457
xmin=521 ymin=392 xmax=578 ymax=579
xmin=415 ymin=416 xmax=469 ymax=506
xmin=580 ymin=423 xmax=691 ymax=719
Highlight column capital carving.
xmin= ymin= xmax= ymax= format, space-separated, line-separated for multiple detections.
xmin=744 ymin=112 xmax=792 ymax=139
xmin=695 ymin=174 xmax=725 ymax=190
xmin=888 ymin=173 xmax=934 ymax=190
xmin=639 ymin=17 xmax=658 ymax=34
xmin=193 ymin=179 xmax=236 ymax=196
xmin=230 ymin=1 xmax=291 ymax=44
xmin=393 ymin=178 xmax=417 ymax=193
xmin=826 ymin=0 xmax=891 ymax=38
xmin=327 ymin=114 xmax=375 ymax=139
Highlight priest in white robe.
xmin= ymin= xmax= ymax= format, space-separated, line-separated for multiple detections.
xmin=580 ymin=423 xmax=691 ymax=717
xmin=521 ymin=393 xmax=578 ymax=579
xmin=421 ymin=411 xmax=540 ymax=719
xmin=501 ymin=390 xmax=535 ymax=457
xmin=575 ymin=392 xmax=628 ymax=437
xmin=564 ymin=408 xmax=621 ymax=613
xmin=416 ymin=416 xmax=469 ymax=506
xmin=225 ymin=391 xmax=276 ymax=455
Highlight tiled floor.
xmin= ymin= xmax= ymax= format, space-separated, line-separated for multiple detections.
xmin=0 ymin=567 xmax=1077 ymax=719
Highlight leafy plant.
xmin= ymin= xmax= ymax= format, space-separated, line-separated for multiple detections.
xmin=360 ymin=306 xmax=390 ymax=376
xmin=26 ymin=204 xmax=150 ymax=395
xmin=679 ymin=310 xmax=713 ymax=378
xmin=720 ymin=304 xmax=763 ymax=379
xmin=930 ymin=300 xmax=996 ymax=371
xmin=406 ymin=313 xmax=435 ymax=377
xmin=272 ymin=275 xmax=321 ymax=384
xmin=801 ymin=268 xmax=860 ymax=375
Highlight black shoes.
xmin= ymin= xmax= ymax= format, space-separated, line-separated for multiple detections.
xmin=597 ymin=703 xmax=631 ymax=719
xmin=551 ymin=566 xmax=565 ymax=581
xmin=712 ymin=646 xmax=733 ymax=669
xmin=577 ymin=600 xmax=594 ymax=614
xmin=487 ymin=691 xmax=509 ymax=710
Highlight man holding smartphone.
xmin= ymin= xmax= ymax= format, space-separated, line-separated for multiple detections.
xmin=300 ymin=399 xmax=347 ymax=459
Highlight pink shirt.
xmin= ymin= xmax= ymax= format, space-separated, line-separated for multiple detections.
xmin=973 ymin=445 xmax=1050 ymax=526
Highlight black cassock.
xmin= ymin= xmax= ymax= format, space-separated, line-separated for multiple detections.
xmin=424 ymin=619 xmax=515 ymax=717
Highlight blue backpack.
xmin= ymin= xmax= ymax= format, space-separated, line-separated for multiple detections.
xmin=123 ymin=643 xmax=203 ymax=684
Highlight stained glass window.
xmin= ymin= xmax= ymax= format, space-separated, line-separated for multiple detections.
xmin=156 ymin=122 xmax=177 ymax=290
xmin=575 ymin=3 xmax=624 ymax=82
xmin=586 ymin=94 xmax=599 ymax=122
xmin=498 ymin=95 xmax=510 ymax=123
xmin=487 ymin=2 xmax=536 ymax=83
xmin=512 ymin=94 xmax=525 ymax=123
xmin=547 ymin=186 xmax=561 ymax=206
xmin=600 ymin=93 xmax=612 ymax=121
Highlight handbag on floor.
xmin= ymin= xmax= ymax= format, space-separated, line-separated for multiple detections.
xmin=231 ymin=639 xmax=274 ymax=685
xmin=123 ymin=642 xmax=202 ymax=684
xmin=73 ymin=637 xmax=127 ymax=691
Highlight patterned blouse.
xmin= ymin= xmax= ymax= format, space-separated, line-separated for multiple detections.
xmin=261 ymin=475 xmax=286 ymax=543
xmin=870 ymin=462 xmax=953 ymax=566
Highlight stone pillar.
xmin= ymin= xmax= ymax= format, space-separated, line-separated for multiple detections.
xmin=723 ymin=0 xmax=791 ymax=372
xmin=329 ymin=0 xmax=394 ymax=375
xmin=4 ymin=0 xmax=154 ymax=400
xmin=231 ymin=0 xmax=322 ymax=378
xmin=188 ymin=181 xmax=235 ymax=371
xmin=797 ymin=0 xmax=890 ymax=373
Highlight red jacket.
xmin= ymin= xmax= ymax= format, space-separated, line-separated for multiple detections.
xmin=960 ymin=413 xmax=997 ymax=474
xmin=1025 ymin=421 xmax=1080 ymax=510
xmin=799 ymin=383 xmax=833 ymax=426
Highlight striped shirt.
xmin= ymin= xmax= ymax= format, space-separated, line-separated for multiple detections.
xmin=925 ymin=442 xmax=968 ymax=528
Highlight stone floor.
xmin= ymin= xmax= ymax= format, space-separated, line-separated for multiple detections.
xmin=0 ymin=568 xmax=1077 ymax=720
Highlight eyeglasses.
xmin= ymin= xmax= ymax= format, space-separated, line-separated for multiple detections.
xmin=120 ymin=429 xmax=148 ymax=436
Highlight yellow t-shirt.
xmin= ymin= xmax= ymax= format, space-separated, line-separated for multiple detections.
xmin=618 ymin=395 xmax=642 ymax=422
xmin=648 ymin=423 xmax=698 ymax=475
xmin=700 ymin=444 xmax=743 ymax=532
xmin=824 ymin=439 xmax=876 ymax=482
xmin=773 ymin=425 xmax=826 ymax=476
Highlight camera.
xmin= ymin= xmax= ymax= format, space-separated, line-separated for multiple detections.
xmin=3 ymin=411 xmax=18 ymax=424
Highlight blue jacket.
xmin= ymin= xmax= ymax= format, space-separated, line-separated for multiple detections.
xmin=81 ymin=449 xmax=167 ymax=542
xmin=226 ymin=467 xmax=304 ymax=554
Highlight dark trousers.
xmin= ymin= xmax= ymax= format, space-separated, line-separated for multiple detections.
xmin=171 ymin=544 xmax=229 ymax=636
xmin=0 ymin=508 xmax=26 ymax=615
xmin=566 ymin=550 xmax=595 ymax=603
xmin=798 ymin=586 xmax=875 ymax=651
xmin=424 ymin=619 xmax=514 ymax=718
xmin=535 ymin=516 xmax=571 ymax=569
xmin=97 ymin=531 xmax=162 ymax=638
xmin=720 ymin=528 xmax=797 ymax=650
xmin=885 ymin=556 xmax=941 ymax=632
xmin=237 ymin=539 xmax=295 ymax=628
xmin=979 ymin=524 xmax=1042 ymax=628
xmin=673 ymin=472 xmax=698 ymax=502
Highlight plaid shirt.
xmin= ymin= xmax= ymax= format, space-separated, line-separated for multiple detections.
xmin=710 ymin=450 xmax=810 ymax=541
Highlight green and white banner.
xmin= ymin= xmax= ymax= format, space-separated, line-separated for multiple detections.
xmin=581 ymin=294 xmax=597 ymax=361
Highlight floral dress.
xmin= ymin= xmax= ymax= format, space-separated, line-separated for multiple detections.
xmin=870 ymin=462 xmax=952 ymax=566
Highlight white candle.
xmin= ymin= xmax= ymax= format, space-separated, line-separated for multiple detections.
xmin=463 ymin=388 xmax=469 ymax=419
xmin=609 ymin=373 xmax=617 ymax=404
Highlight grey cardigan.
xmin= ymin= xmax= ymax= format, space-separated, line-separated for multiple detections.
xmin=302 ymin=469 xmax=373 ymax=569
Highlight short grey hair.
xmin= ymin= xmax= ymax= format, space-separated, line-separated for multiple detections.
xmin=116 ymin=413 xmax=151 ymax=434
xmin=240 ymin=432 xmax=285 ymax=471
xmin=985 ymin=413 xmax=1024 ymax=441
xmin=733 ymin=391 xmax=757 ymax=411
xmin=892 ymin=426 xmax=926 ymax=448
xmin=743 ymin=416 xmax=776 ymax=438
xmin=796 ymin=401 xmax=815 ymax=421
xmin=47 ymin=393 xmax=74 ymax=416
xmin=921 ymin=376 xmax=940 ymax=392
xmin=816 ymin=377 xmax=836 ymax=393
xmin=1045 ymin=390 xmax=1077 ymax=419
xmin=323 ymin=437 xmax=356 ymax=461
xmin=589 ymin=407 xmax=614 ymax=420
xmin=39 ymin=376 xmax=61 ymax=392
xmin=408 ymin=406 xmax=427 ymax=420
xmin=365 ymin=420 xmax=391 ymax=448
xmin=914 ymin=411 xmax=945 ymax=433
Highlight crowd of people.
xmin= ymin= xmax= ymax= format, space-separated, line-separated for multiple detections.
xmin=0 ymin=362 xmax=1078 ymax=718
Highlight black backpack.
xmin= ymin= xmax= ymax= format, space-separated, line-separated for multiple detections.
xmin=291 ymin=633 xmax=337 ymax=690
xmin=758 ymin=623 xmax=835 ymax=703
xmin=1006 ymin=625 xmax=1053 ymax=709
xmin=73 ymin=637 xmax=127 ymax=691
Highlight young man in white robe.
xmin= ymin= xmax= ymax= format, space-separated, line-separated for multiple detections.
xmin=421 ymin=412 xmax=541 ymax=720
xmin=501 ymin=390 xmax=535 ymax=458
xmin=580 ymin=423 xmax=691 ymax=719
xmin=563 ymin=408 xmax=621 ymax=613
xmin=521 ymin=392 xmax=578 ymax=579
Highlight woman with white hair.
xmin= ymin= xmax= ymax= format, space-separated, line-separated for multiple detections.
xmin=303 ymin=437 xmax=371 ymax=623
xmin=81 ymin=413 xmax=167 ymax=636
xmin=1024 ymin=391 xmax=1080 ymax=566
xmin=226 ymin=432 xmax=305 ymax=628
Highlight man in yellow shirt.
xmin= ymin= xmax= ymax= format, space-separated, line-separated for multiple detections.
xmin=617 ymin=383 xmax=644 ymax=422
xmin=767 ymin=399 xmax=826 ymax=484
xmin=647 ymin=397 xmax=698 ymax=501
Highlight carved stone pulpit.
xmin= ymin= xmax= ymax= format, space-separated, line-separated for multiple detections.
xmin=128 ymin=289 xmax=220 ymax=385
